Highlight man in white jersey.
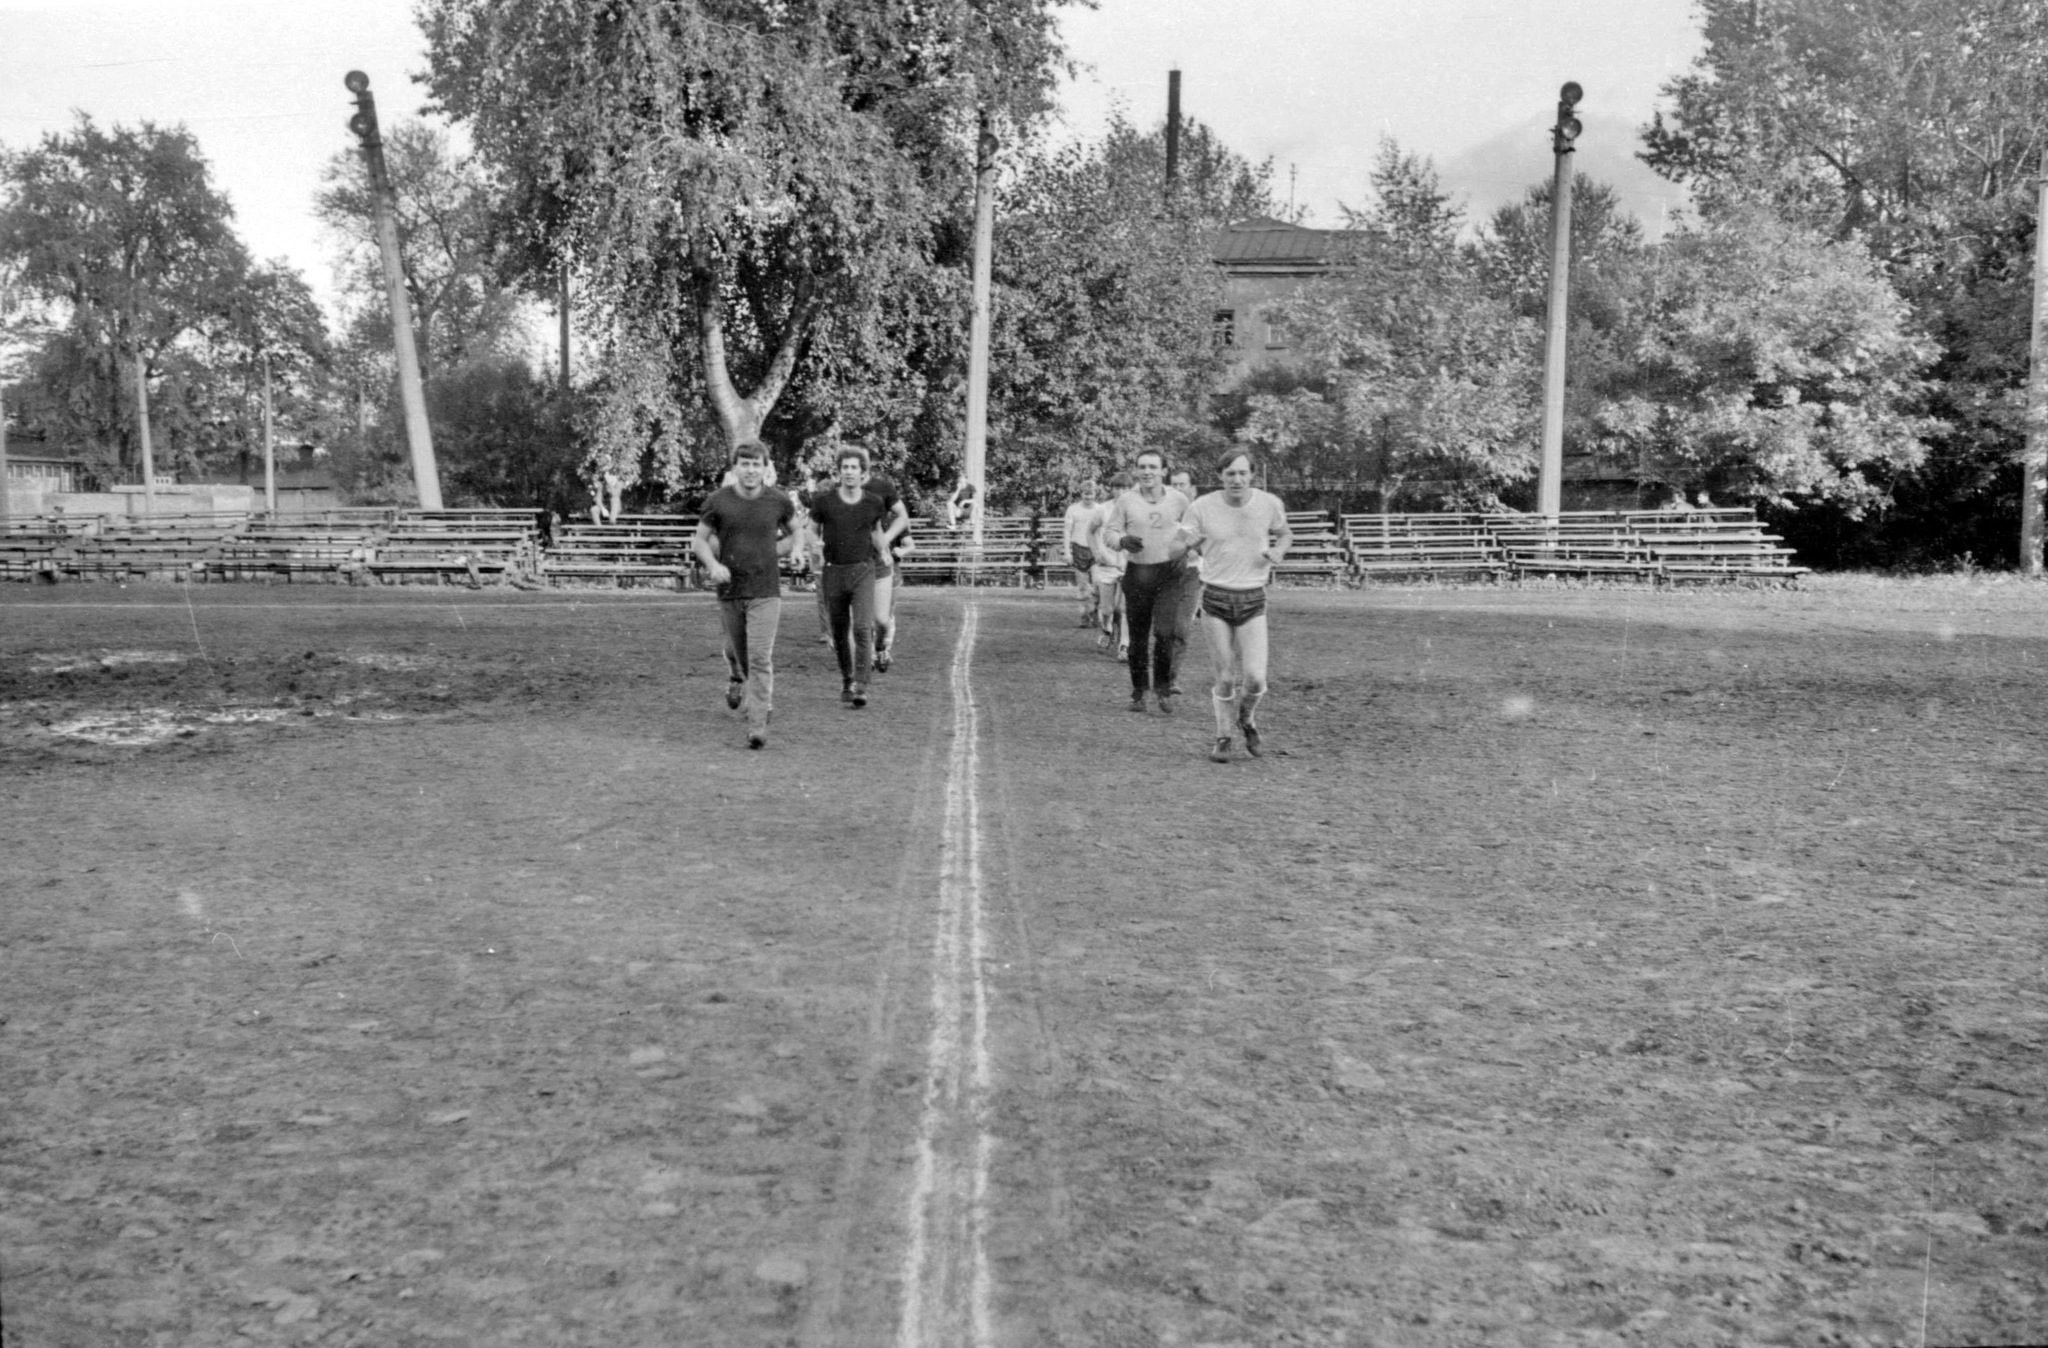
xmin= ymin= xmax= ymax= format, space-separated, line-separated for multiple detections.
xmin=1062 ymin=478 xmax=1105 ymax=627
xmin=1101 ymin=449 xmax=1192 ymax=713
xmin=1179 ymin=450 xmax=1292 ymax=763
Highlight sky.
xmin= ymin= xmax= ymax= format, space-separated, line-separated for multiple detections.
xmin=0 ymin=0 xmax=1706 ymax=308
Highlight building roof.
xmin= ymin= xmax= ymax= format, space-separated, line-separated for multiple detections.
xmin=1212 ymin=217 xmax=1353 ymax=267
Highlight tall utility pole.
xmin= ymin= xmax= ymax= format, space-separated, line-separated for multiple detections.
xmin=261 ymin=351 xmax=277 ymax=515
xmin=962 ymin=110 xmax=997 ymax=546
xmin=0 ymin=383 xmax=11 ymax=527
xmin=345 ymin=70 xmax=442 ymax=511
xmin=135 ymin=354 xmax=157 ymax=517
xmin=558 ymin=265 xmax=572 ymax=393
xmin=1536 ymin=81 xmax=1584 ymax=522
xmin=2022 ymin=160 xmax=2048 ymax=575
xmin=1165 ymin=69 xmax=1182 ymax=193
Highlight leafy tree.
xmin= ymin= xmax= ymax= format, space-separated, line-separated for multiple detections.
xmin=1580 ymin=205 xmax=1938 ymax=510
xmin=0 ymin=115 xmax=314 ymax=482
xmin=1641 ymin=0 xmax=2048 ymax=561
xmin=420 ymin=0 xmax=1074 ymax=497
xmin=982 ymin=115 xmax=1245 ymax=508
xmin=1255 ymin=140 xmax=1541 ymax=508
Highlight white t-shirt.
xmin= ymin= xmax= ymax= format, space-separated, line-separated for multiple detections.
xmin=1063 ymin=499 xmax=1099 ymax=548
xmin=1183 ymin=489 xmax=1287 ymax=590
xmin=1105 ymin=487 xmax=1191 ymax=566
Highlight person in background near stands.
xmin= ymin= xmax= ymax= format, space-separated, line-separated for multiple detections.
xmin=1179 ymin=450 xmax=1291 ymax=764
xmin=946 ymin=478 xmax=978 ymax=531
xmin=691 ymin=442 xmax=797 ymax=750
xmin=1101 ymin=449 xmax=1192 ymax=714
xmin=809 ymin=445 xmax=906 ymax=707
xmin=865 ymin=464 xmax=912 ymax=672
xmin=1089 ymin=472 xmax=1132 ymax=658
xmin=1063 ymin=477 xmax=1104 ymax=628
xmin=1167 ymin=466 xmax=1204 ymax=695
xmin=603 ymin=466 xmax=625 ymax=524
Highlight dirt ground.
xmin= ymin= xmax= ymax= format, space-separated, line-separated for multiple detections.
xmin=1 ymin=576 xmax=2044 ymax=1348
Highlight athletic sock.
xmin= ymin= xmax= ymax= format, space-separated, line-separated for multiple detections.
xmin=1238 ymin=688 xmax=1263 ymax=729
xmin=1212 ymin=691 xmax=1238 ymax=738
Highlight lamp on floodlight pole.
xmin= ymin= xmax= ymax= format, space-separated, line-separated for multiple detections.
xmin=345 ymin=70 xmax=442 ymax=511
xmin=1536 ymin=81 xmax=1583 ymax=526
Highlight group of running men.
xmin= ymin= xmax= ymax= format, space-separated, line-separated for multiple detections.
xmin=1064 ymin=448 xmax=1292 ymax=762
xmin=692 ymin=439 xmax=1291 ymax=763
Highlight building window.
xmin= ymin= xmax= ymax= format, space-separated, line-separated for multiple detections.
xmin=1265 ymin=321 xmax=1293 ymax=350
xmin=1213 ymin=310 xmax=1236 ymax=348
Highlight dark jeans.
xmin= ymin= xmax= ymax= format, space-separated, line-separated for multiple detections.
xmin=1121 ymin=560 xmax=1185 ymax=694
xmin=820 ymin=560 xmax=876 ymax=685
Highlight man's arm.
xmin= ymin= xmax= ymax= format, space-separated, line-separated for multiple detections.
xmin=1264 ymin=506 xmax=1293 ymax=566
xmin=691 ymin=518 xmax=730 ymax=585
xmin=878 ymin=498 xmax=910 ymax=549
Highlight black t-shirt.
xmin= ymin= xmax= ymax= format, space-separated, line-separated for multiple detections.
xmin=699 ymin=485 xmax=794 ymax=599
xmin=810 ymin=483 xmax=896 ymax=565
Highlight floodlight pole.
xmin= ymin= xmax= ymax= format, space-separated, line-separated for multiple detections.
xmin=2022 ymin=161 xmax=2048 ymax=575
xmin=1537 ymin=82 xmax=1583 ymax=524
xmin=136 ymin=353 xmax=157 ymax=517
xmin=345 ymin=70 xmax=442 ymax=511
xmin=261 ymin=350 xmax=277 ymax=515
xmin=0 ymin=383 xmax=10 ymax=528
xmin=963 ymin=109 xmax=997 ymax=546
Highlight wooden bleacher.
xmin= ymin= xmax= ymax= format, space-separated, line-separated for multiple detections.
xmin=896 ymin=515 xmax=1043 ymax=586
xmin=1342 ymin=512 xmax=1506 ymax=580
xmin=56 ymin=514 xmax=246 ymax=581
xmin=543 ymin=514 xmax=699 ymax=587
xmin=207 ymin=510 xmax=392 ymax=582
xmin=368 ymin=508 xmax=543 ymax=585
xmin=1623 ymin=509 xmax=1809 ymax=581
xmin=1274 ymin=511 xmax=1350 ymax=583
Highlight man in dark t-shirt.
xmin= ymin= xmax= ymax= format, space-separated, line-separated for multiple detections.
xmin=809 ymin=445 xmax=906 ymax=706
xmin=692 ymin=442 xmax=796 ymax=749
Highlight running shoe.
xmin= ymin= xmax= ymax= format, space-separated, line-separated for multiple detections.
xmin=1128 ymin=690 xmax=1148 ymax=713
xmin=851 ymin=684 xmax=869 ymax=709
xmin=1116 ymin=643 xmax=1129 ymax=662
xmin=1240 ymin=719 xmax=1263 ymax=757
xmin=747 ymin=731 xmax=766 ymax=750
xmin=1157 ymin=692 xmax=1175 ymax=715
xmin=841 ymin=683 xmax=856 ymax=705
xmin=874 ymin=647 xmax=892 ymax=673
xmin=1210 ymin=736 xmax=1232 ymax=763
xmin=1096 ymin=631 xmax=1110 ymax=650
xmin=725 ymin=681 xmax=744 ymax=711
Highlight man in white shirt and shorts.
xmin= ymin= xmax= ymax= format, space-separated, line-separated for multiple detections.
xmin=1179 ymin=451 xmax=1292 ymax=763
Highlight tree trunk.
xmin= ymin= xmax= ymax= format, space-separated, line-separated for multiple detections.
xmin=693 ymin=260 xmax=819 ymax=454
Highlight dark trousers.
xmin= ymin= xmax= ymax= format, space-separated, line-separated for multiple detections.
xmin=1121 ymin=560 xmax=1183 ymax=694
xmin=821 ymin=561 xmax=876 ymax=685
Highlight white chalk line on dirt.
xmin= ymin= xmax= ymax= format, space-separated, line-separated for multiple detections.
xmin=896 ymin=599 xmax=994 ymax=1348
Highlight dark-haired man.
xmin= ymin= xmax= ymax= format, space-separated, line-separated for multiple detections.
xmin=692 ymin=443 xmax=797 ymax=749
xmin=809 ymin=445 xmax=907 ymax=707
xmin=1102 ymin=449 xmax=1192 ymax=713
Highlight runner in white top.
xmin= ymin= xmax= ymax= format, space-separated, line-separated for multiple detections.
xmin=1062 ymin=478 xmax=1105 ymax=628
xmin=1088 ymin=472 xmax=1131 ymax=657
xmin=1178 ymin=450 xmax=1291 ymax=763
